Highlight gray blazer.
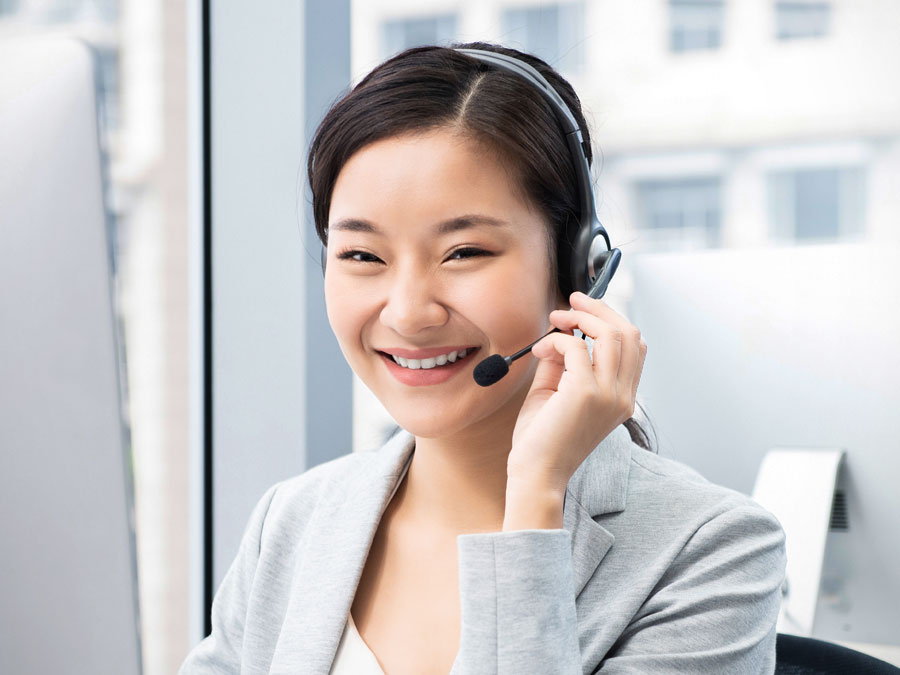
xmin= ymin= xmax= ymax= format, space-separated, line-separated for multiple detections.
xmin=180 ymin=424 xmax=785 ymax=675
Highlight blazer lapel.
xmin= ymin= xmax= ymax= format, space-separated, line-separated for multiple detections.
xmin=564 ymin=424 xmax=633 ymax=597
xmin=269 ymin=431 xmax=415 ymax=675
xmin=267 ymin=423 xmax=633 ymax=673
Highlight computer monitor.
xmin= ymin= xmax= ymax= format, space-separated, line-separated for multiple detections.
xmin=0 ymin=37 xmax=142 ymax=673
xmin=627 ymin=243 xmax=900 ymax=647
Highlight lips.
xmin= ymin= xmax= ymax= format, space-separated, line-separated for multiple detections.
xmin=389 ymin=348 xmax=469 ymax=370
xmin=377 ymin=347 xmax=479 ymax=386
xmin=378 ymin=345 xmax=477 ymax=359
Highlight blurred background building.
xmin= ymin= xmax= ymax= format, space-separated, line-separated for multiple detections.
xmin=1 ymin=0 xmax=897 ymax=671
xmin=354 ymin=0 xmax=899 ymax=272
xmin=0 ymin=1 xmax=189 ymax=674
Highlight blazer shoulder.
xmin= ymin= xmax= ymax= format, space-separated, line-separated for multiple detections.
xmin=625 ymin=444 xmax=780 ymax=527
xmin=265 ymin=447 xmax=380 ymax=520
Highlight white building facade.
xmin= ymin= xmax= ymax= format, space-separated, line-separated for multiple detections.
xmin=352 ymin=0 xmax=900 ymax=261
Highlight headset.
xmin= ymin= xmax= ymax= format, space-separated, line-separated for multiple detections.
xmin=454 ymin=47 xmax=620 ymax=299
xmin=320 ymin=47 xmax=621 ymax=301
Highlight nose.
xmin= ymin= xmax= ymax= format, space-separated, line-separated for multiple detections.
xmin=379 ymin=264 xmax=449 ymax=337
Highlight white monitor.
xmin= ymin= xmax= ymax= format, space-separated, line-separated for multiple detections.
xmin=0 ymin=37 xmax=142 ymax=673
xmin=627 ymin=243 xmax=900 ymax=646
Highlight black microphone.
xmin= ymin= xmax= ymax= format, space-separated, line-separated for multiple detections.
xmin=472 ymin=328 xmax=559 ymax=386
xmin=472 ymin=250 xmax=621 ymax=387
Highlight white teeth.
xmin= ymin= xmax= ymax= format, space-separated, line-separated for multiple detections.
xmin=389 ymin=348 xmax=471 ymax=370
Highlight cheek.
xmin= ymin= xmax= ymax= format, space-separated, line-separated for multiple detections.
xmin=324 ymin=276 xmax=370 ymax=356
xmin=464 ymin=255 xmax=556 ymax=348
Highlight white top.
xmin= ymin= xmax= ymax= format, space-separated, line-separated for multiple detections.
xmin=329 ymin=446 xmax=413 ymax=675
xmin=330 ymin=611 xmax=386 ymax=675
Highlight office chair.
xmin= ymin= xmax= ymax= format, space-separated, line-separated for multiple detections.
xmin=776 ymin=633 xmax=900 ymax=674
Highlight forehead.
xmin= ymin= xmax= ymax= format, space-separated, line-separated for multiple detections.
xmin=327 ymin=129 xmax=544 ymax=238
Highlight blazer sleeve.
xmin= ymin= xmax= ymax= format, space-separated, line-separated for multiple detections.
xmin=452 ymin=504 xmax=785 ymax=675
xmin=179 ymin=482 xmax=281 ymax=675
xmin=455 ymin=529 xmax=581 ymax=674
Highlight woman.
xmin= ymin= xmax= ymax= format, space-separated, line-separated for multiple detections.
xmin=181 ymin=43 xmax=785 ymax=674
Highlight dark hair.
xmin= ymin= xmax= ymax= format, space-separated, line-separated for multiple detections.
xmin=307 ymin=41 xmax=656 ymax=452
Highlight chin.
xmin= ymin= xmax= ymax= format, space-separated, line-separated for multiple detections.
xmin=383 ymin=401 xmax=481 ymax=441
xmin=377 ymin=372 xmax=533 ymax=443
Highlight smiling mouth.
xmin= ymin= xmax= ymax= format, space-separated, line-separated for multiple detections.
xmin=378 ymin=348 xmax=478 ymax=370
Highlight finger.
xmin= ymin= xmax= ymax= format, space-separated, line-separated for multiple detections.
xmin=550 ymin=309 xmax=617 ymax=342
xmin=528 ymin=341 xmax=566 ymax=394
xmin=612 ymin=326 xmax=644 ymax=412
xmin=569 ymin=291 xmax=629 ymax=320
xmin=565 ymin=295 xmax=645 ymax=408
xmin=632 ymin=336 xmax=648 ymax=401
xmin=531 ymin=332 xmax=595 ymax=389
xmin=550 ymin=309 xmax=625 ymax=389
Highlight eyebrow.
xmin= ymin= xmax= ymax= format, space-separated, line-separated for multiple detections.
xmin=329 ymin=214 xmax=511 ymax=235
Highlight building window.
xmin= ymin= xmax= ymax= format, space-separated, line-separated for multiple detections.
xmin=501 ymin=2 xmax=585 ymax=75
xmin=768 ymin=167 xmax=864 ymax=241
xmin=669 ymin=0 xmax=725 ymax=52
xmin=635 ymin=177 xmax=722 ymax=249
xmin=381 ymin=14 xmax=457 ymax=59
xmin=0 ymin=0 xmax=21 ymax=16
xmin=775 ymin=2 xmax=830 ymax=40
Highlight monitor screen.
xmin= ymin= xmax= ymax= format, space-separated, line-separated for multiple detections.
xmin=628 ymin=243 xmax=900 ymax=646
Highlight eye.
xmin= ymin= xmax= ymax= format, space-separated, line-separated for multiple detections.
xmin=446 ymin=247 xmax=493 ymax=261
xmin=336 ymin=249 xmax=384 ymax=264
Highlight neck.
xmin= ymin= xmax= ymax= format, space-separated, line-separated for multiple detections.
xmin=393 ymin=387 xmax=527 ymax=535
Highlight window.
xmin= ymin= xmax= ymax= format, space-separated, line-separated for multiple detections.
xmin=8 ymin=0 xmax=119 ymax=23
xmin=0 ymin=0 xmax=21 ymax=16
xmin=669 ymin=0 xmax=725 ymax=52
xmin=501 ymin=2 xmax=585 ymax=75
xmin=768 ymin=167 xmax=865 ymax=241
xmin=95 ymin=45 xmax=119 ymax=132
xmin=635 ymin=177 xmax=722 ymax=249
xmin=775 ymin=2 xmax=830 ymax=40
xmin=381 ymin=14 xmax=457 ymax=58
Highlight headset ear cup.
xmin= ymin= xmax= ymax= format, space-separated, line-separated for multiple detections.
xmin=566 ymin=218 xmax=605 ymax=295
xmin=585 ymin=247 xmax=621 ymax=300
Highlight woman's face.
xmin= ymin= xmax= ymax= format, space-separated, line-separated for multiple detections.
xmin=324 ymin=129 xmax=564 ymax=440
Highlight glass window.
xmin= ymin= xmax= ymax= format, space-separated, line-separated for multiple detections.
xmin=5 ymin=0 xmax=118 ymax=23
xmin=775 ymin=2 xmax=830 ymax=40
xmin=381 ymin=14 xmax=457 ymax=59
xmin=635 ymin=177 xmax=722 ymax=249
xmin=768 ymin=167 xmax=865 ymax=241
xmin=501 ymin=2 xmax=585 ymax=75
xmin=94 ymin=45 xmax=119 ymax=132
xmin=0 ymin=0 xmax=21 ymax=16
xmin=669 ymin=0 xmax=725 ymax=52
